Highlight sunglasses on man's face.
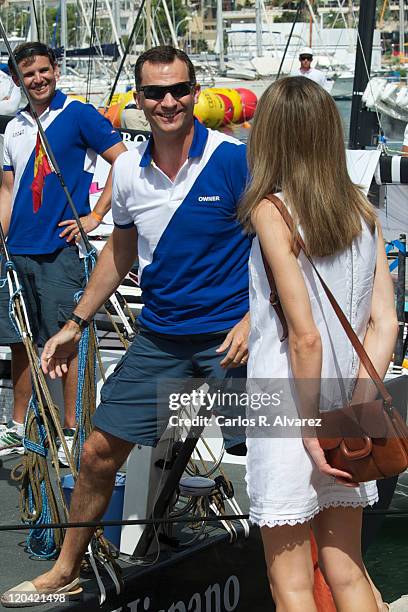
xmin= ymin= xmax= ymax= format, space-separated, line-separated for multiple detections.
xmin=138 ymin=81 xmax=195 ymax=101
xmin=299 ymin=55 xmax=312 ymax=61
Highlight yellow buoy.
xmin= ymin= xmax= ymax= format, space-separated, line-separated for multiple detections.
xmin=68 ymin=94 xmax=87 ymax=103
xmin=116 ymin=90 xmax=135 ymax=113
xmin=209 ymin=88 xmax=243 ymax=123
xmin=194 ymin=90 xmax=225 ymax=129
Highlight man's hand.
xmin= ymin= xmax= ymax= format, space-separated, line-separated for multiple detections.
xmin=58 ymin=213 xmax=101 ymax=243
xmin=41 ymin=322 xmax=82 ymax=379
xmin=302 ymin=437 xmax=358 ymax=487
xmin=216 ymin=313 xmax=250 ymax=369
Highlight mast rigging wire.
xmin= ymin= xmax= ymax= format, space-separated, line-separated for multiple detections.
xmin=31 ymin=0 xmax=40 ymax=41
xmin=86 ymin=0 xmax=98 ymax=103
xmin=275 ymin=0 xmax=305 ymax=81
xmin=104 ymin=0 xmax=146 ymax=110
xmin=0 ymin=513 xmax=251 ymax=532
xmin=2 ymin=507 xmax=408 ymax=533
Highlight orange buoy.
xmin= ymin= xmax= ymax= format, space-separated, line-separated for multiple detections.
xmin=99 ymin=91 xmax=135 ymax=128
xmin=194 ymin=90 xmax=225 ymax=129
xmin=311 ymin=532 xmax=336 ymax=611
xmin=216 ymin=93 xmax=234 ymax=126
xmin=235 ymin=87 xmax=258 ymax=122
xmin=209 ymin=88 xmax=243 ymax=123
xmin=99 ymin=103 xmax=121 ymax=127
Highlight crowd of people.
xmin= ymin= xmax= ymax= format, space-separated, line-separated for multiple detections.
xmin=0 ymin=42 xmax=404 ymax=611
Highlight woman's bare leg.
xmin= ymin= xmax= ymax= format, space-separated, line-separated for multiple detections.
xmin=313 ymin=506 xmax=378 ymax=612
xmin=261 ymin=522 xmax=317 ymax=612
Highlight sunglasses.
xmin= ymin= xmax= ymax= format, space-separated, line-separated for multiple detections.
xmin=138 ymin=81 xmax=195 ymax=101
xmin=299 ymin=55 xmax=313 ymax=61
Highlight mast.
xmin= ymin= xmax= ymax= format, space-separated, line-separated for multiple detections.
xmin=146 ymin=0 xmax=152 ymax=49
xmin=255 ymin=0 xmax=263 ymax=57
xmin=103 ymin=0 xmax=124 ymax=58
xmin=60 ymin=0 xmax=67 ymax=75
xmin=161 ymin=0 xmax=178 ymax=48
xmin=113 ymin=0 xmax=121 ymax=41
xmin=216 ymin=0 xmax=225 ymax=73
xmin=400 ymin=0 xmax=405 ymax=61
xmin=348 ymin=0 xmax=377 ymax=149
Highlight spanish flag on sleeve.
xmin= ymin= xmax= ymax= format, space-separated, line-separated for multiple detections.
xmin=31 ymin=131 xmax=53 ymax=213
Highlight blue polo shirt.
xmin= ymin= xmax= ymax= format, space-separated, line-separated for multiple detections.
xmin=111 ymin=119 xmax=251 ymax=335
xmin=3 ymin=90 xmax=122 ymax=255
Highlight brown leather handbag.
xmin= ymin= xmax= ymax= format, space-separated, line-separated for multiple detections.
xmin=261 ymin=194 xmax=408 ymax=483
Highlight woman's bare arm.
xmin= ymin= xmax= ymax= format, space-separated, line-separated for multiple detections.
xmin=351 ymin=223 xmax=398 ymax=404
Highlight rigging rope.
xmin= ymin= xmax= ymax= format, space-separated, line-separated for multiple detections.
xmin=4 ymin=256 xmax=121 ymax=578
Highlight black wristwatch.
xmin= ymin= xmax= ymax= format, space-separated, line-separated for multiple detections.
xmin=69 ymin=313 xmax=90 ymax=330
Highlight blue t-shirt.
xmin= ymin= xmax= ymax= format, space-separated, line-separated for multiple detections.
xmin=111 ymin=119 xmax=251 ymax=335
xmin=3 ymin=90 xmax=122 ymax=255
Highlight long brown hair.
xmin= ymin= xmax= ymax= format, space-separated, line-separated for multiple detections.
xmin=238 ymin=77 xmax=376 ymax=257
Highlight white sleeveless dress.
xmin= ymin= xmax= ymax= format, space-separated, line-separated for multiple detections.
xmin=246 ymin=200 xmax=379 ymax=527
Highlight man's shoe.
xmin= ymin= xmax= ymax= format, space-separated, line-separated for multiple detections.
xmin=57 ymin=428 xmax=75 ymax=467
xmin=0 ymin=423 xmax=23 ymax=456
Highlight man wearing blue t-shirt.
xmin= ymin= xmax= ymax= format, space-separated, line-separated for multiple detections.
xmin=0 ymin=42 xmax=126 ymax=459
xmin=1 ymin=45 xmax=251 ymax=603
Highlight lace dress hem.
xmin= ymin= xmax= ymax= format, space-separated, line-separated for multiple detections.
xmin=250 ymin=496 xmax=379 ymax=528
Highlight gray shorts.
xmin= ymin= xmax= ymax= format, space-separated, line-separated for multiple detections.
xmin=93 ymin=327 xmax=247 ymax=452
xmin=0 ymin=246 xmax=86 ymax=346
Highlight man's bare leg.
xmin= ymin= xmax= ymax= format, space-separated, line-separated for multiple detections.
xmin=31 ymin=428 xmax=134 ymax=590
xmin=10 ymin=343 xmax=31 ymax=424
xmin=61 ymin=352 xmax=78 ymax=429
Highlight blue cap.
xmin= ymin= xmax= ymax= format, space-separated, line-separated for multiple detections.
xmin=0 ymin=63 xmax=10 ymax=75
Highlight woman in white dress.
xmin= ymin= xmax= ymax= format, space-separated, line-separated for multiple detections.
xmin=238 ymin=77 xmax=398 ymax=611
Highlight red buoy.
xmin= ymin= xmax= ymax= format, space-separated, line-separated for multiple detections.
xmin=235 ymin=87 xmax=258 ymax=122
xmin=216 ymin=93 xmax=234 ymax=126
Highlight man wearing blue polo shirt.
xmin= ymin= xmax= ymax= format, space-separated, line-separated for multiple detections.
xmin=0 ymin=42 xmax=126 ymax=459
xmin=1 ymin=45 xmax=251 ymax=603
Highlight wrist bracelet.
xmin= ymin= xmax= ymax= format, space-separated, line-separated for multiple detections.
xmin=69 ymin=313 xmax=90 ymax=330
xmin=91 ymin=210 xmax=103 ymax=223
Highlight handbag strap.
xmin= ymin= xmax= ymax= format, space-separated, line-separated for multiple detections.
xmin=260 ymin=221 xmax=300 ymax=342
xmin=263 ymin=193 xmax=392 ymax=406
